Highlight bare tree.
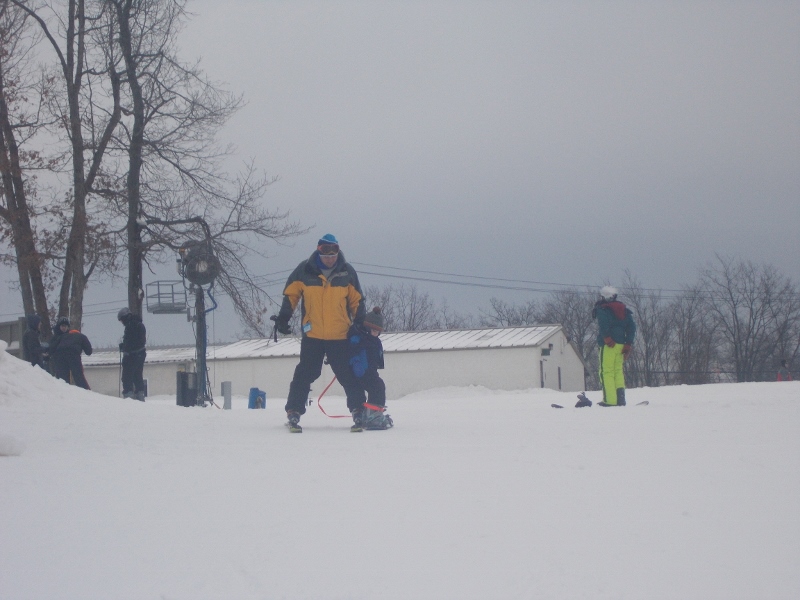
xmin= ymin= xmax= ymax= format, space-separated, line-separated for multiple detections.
xmin=621 ymin=272 xmax=672 ymax=387
xmin=433 ymin=298 xmax=475 ymax=330
xmin=362 ymin=283 xmax=440 ymax=331
xmin=700 ymin=255 xmax=797 ymax=381
xmin=10 ymin=0 xmax=123 ymax=327
xmin=766 ymin=284 xmax=800 ymax=375
xmin=0 ymin=2 xmax=62 ymax=335
xmin=5 ymin=0 xmax=305 ymax=336
xmin=478 ymin=296 xmax=539 ymax=327
xmin=97 ymin=0 xmax=307 ymax=331
xmin=666 ymin=284 xmax=718 ymax=384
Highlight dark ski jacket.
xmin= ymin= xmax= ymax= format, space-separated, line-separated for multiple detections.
xmin=279 ymin=250 xmax=365 ymax=341
xmin=50 ymin=329 xmax=93 ymax=360
xmin=120 ymin=314 xmax=147 ymax=355
xmin=22 ymin=315 xmax=45 ymax=368
xmin=593 ymin=300 xmax=636 ymax=347
xmin=348 ymin=325 xmax=384 ymax=378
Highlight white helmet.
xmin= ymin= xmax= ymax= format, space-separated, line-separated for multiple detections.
xmin=599 ymin=286 xmax=618 ymax=301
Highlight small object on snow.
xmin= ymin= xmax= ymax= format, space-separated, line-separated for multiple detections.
xmin=575 ymin=393 xmax=592 ymax=408
xmin=0 ymin=435 xmax=25 ymax=457
xmin=636 ymin=400 xmax=650 ymax=406
xmin=551 ymin=403 xmax=564 ymax=409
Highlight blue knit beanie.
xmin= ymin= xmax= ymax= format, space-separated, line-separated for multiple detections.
xmin=317 ymin=233 xmax=339 ymax=246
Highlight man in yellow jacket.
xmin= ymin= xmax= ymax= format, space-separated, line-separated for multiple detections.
xmin=275 ymin=234 xmax=366 ymax=431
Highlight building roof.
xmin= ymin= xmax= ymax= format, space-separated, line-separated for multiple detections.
xmin=85 ymin=325 xmax=562 ymax=367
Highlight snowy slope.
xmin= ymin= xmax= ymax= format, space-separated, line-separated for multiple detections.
xmin=1 ymin=341 xmax=798 ymax=600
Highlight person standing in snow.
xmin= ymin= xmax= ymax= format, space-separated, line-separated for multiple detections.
xmin=22 ymin=314 xmax=46 ymax=369
xmin=347 ymin=307 xmax=393 ymax=429
xmin=274 ymin=234 xmax=367 ymax=431
xmin=48 ymin=317 xmax=93 ymax=390
xmin=776 ymin=359 xmax=793 ymax=381
xmin=117 ymin=307 xmax=147 ymax=401
xmin=48 ymin=317 xmax=69 ymax=377
xmin=592 ymin=286 xmax=636 ymax=406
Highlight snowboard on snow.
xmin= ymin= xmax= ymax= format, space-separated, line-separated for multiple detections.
xmin=551 ymin=393 xmax=648 ymax=409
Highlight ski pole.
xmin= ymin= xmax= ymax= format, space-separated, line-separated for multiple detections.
xmin=269 ymin=315 xmax=278 ymax=343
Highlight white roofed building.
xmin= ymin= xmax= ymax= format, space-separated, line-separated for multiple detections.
xmin=83 ymin=326 xmax=587 ymax=402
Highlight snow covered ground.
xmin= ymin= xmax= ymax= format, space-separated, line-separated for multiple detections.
xmin=1 ymin=340 xmax=798 ymax=600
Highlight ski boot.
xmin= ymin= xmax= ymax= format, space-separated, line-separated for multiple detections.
xmin=616 ymin=388 xmax=626 ymax=406
xmin=575 ymin=392 xmax=592 ymax=408
xmin=362 ymin=403 xmax=394 ymax=430
xmin=350 ymin=408 xmax=365 ymax=433
xmin=286 ymin=410 xmax=303 ymax=433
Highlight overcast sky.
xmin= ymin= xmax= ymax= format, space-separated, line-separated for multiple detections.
xmin=3 ymin=1 xmax=799 ymax=346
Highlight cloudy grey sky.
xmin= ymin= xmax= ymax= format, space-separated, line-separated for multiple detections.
xmin=3 ymin=1 xmax=799 ymax=346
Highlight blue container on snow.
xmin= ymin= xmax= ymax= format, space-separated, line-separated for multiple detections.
xmin=248 ymin=387 xmax=266 ymax=409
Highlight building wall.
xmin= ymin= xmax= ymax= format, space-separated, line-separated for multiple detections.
xmin=86 ymin=362 xmax=193 ymax=399
xmin=84 ymin=330 xmax=585 ymax=401
xmin=205 ymin=356 xmax=302 ymax=402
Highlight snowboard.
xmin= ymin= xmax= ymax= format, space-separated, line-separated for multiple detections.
xmin=551 ymin=399 xmax=649 ymax=408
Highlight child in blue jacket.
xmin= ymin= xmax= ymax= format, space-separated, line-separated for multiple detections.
xmin=348 ymin=307 xmax=392 ymax=429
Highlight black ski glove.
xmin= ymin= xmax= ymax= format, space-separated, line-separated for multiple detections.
xmin=273 ymin=315 xmax=292 ymax=335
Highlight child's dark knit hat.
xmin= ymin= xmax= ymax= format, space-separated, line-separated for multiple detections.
xmin=363 ymin=307 xmax=384 ymax=332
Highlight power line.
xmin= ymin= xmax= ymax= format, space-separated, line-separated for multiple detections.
xmin=350 ymin=262 xmax=800 ymax=300
xmin=351 ymin=262 xmax=691 ymax=298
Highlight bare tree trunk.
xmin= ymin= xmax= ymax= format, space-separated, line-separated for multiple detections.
xmin=114 ymin=0 xmax=145 ymax=316
xmin=0 ymin=53 xmax=51 ymax=334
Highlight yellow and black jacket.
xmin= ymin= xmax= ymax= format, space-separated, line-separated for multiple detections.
xmin=278 ymin=251 xmax=365 ymax=341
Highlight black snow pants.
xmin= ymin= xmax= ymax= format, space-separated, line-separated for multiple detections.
xmin=54 ymin=352 xmax=90 ymax=390
xmin=359 ymin=366 xmax=386 ymax=407
xmin=121 ymin=350 xmax=146 ymax=395
xmin=285 ymin=337 xmax=366 ymax=415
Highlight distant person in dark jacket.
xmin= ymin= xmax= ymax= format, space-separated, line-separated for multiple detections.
xmin=49 ymin=317 xmax=68 ymax=376
xmin=348 ymin=307 xmax=393 ymax=430
xmin=592 ymin=286 xmax=636 ymax=406
xmin=118 ymin=307 xmax=147 ymax=401
xmin=22 ymin=314 xmax=46 ymax=369
xmin=49 ymin=317 xmax=93 ymax=389
xmin=777 ymin=359 xmax=793 ymax=382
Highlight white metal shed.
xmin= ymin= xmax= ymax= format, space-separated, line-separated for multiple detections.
xmin=83 ymin=325 xmax=586 ymax=401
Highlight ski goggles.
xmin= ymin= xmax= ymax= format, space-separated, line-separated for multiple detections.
xmin=317 ymin=243 xmax=340 ymax=256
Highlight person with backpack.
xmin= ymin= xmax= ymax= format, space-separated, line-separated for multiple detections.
xmin=22 ymin=314 xmax=46 ymax=369
xmin=48 ymin=317 xmax=93 ymax=390
xmin=117 ymin=307 xmax=147 ymax=401
xmin=592 ymin=286 xmax=636 ymax=406
xmin=274 ymin=234 xmax=367 ymax=432
xmin=348 ymin=307 xmax=393 ymax=430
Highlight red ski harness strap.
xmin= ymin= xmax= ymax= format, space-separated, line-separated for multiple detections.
xmin=316 ymin=376 xmax=349 ymax=418
xmin=315 ymin=376 xmax=385 ymax=418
